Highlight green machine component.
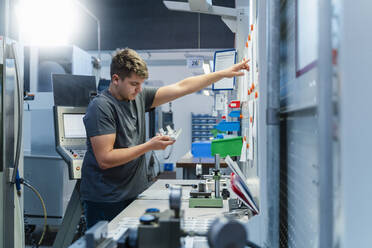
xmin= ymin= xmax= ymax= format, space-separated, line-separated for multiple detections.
xmin=189 ymin=137 xmax=243 ymax=208
xmin=189 ymin=192 xmax=223 ymax=208
xmin=189 ymin=197 xmax=223 ymax=208
xmin=211 ymin=137 xmax=243 ymax=158
xmin=189 ymin=156 xmax=224 ymax=208
xmin=189 ymin=171 xmax=223 ymax=208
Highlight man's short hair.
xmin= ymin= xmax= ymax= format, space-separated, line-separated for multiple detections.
xmin=110 ymin=48 xmax=148 ymax=80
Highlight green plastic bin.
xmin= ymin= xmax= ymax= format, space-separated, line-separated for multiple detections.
xmin=211 ymin=136 xmax=243 ymax=158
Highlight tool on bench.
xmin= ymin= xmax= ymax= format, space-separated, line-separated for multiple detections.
xmin=165 ymin=183 xmax=197 ymax=189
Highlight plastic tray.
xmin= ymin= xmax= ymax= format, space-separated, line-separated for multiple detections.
xmin=211 ymin=137 xmax=243 ymax=157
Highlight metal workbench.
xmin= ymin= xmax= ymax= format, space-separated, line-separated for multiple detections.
xmin=106 ymin=179 xmax=249 ymax=248
xmin=108 ymin=179 xmax=231 ymax=233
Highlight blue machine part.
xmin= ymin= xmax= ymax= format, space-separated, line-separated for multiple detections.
xmin=229 ymin=110 xmax=241 ymax=118
xmin=163 ymin=163 xmax=174 ymax=171
xmin=216 ymin=134 xmax=224 ymax=139
xmin=139 ymin=214 xmax=156 ymax=224
xmin=145 ymin=208 xmax=160 ymax=213
xmin=191 ymin=141 xmax=212 ymax=158
xmin=215 ymin=121 xmax=241 ymax=132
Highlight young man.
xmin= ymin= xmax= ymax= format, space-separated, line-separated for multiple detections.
xmin=81 ymin=48 xmax=249 ymax=228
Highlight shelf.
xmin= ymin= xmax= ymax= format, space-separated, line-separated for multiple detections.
xmin=191 ymin=117 xmax=217 ymax=120
xmin=191 ymin=113 xmax=218 ymax=144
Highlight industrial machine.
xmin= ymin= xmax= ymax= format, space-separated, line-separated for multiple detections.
xmin=54 ymin=106 xmax=87 ymax=179
xmin=189 ymin=154 xmax=223 ymax=208
xmin=52 ymin=73 xmax=95 ymax=180
xmin=69 ymin=186 xmax=257 ymax=248
xmin=51 ymin=74 xmax=96 ymax=248
xmin=23 ymin=46 xmax=95 ymax=231
xmin=0 ymin=36 xmax=24 ymax=248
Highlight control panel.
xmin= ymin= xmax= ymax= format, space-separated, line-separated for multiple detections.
xmin=56 ymin=146 xmax=86 ymax=179
xmin=54 ymin=106 xmax=87 ymax=180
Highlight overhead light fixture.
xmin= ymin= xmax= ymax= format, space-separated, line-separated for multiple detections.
xmin=163 ymin=0 xmax=236 ymax=17
xmin=189 ymin=0 xmax=212 ymax=12
xmin=163 ymin=0 xmax=238 ymax=32
xmin=16 ymin=0 xmax=101 ymax=61
xmin=16 ymin=0 xmax=77 ymax=46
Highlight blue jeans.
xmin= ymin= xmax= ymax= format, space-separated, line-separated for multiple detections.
xmin=83 ymin=199 xmax=135 ymax=229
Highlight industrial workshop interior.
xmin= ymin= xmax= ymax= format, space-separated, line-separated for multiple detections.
xmin=0 ymin=0 xmax=370 ymax=247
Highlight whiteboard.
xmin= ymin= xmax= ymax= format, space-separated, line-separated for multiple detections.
xmin=212 ymin=49 xmax=236 ymax=90
xmin=296 ymin=0 xmax=318 ymax=76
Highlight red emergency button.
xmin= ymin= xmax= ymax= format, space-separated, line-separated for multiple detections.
xmin=73 ymin=154 xmax=78 ymax=158
xmin=76 ymin=166 xmax=80 ymax=171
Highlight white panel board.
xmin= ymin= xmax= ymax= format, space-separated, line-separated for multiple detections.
xmin=213 ymin=49 xmax=236 ymax=90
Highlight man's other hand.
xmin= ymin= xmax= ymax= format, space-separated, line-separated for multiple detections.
xmin=147 ymin=135 xmax=175 ymax=150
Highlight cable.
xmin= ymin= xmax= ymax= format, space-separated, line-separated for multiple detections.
xmin=11 ymin=43 xmax=23 ymax=184
xmin=15 ymin=170 xmax=25 ymax=247
xmin=151 ymin=151 xmax=162 ymax=176
xmin=151 ymin=132 xmax=174 ymax=175
xmin=16 ymin=191 xmax=25 ymax=248
xmin=21 ymin=179 xmax=47 ymax=247
xmin=163 ymin=143 xmax=174 ymax=160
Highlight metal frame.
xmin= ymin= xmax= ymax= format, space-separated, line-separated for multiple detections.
xmin=266 ymin=0 xmax=280 ymax=246
xmin=2 ymin=37 xmax=16 ymax=248
xmin=317 ymin=0 xmax=333 ymax=247
xmin=255 ymin=0 xmax=269 ymax=245
xmin=53 ymin=181 xmax=82 ymax=248
xmin=1 ymin=36 xmax=24 ymax=248
xmin=295 ymin=0 xmax=317 ymax=77
xmin=339 ymin=2 xmax=372 ymax=247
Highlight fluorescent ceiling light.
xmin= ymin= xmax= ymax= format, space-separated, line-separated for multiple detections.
xmin=16 ymin=0 xmax=77 ymax=46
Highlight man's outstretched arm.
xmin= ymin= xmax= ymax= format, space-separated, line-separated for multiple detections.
xmin=151 ymin=59 xmax=249 ymax=108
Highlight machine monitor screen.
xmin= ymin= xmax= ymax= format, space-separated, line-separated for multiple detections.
xmin=63 ymin=114 xmax=86 ymax=138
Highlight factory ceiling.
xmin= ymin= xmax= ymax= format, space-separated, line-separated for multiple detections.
xmin=73 ymin=0 xmax=235 ymax=51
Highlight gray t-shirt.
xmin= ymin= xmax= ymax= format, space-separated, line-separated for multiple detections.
xmin=80 ymin=87 xmax=158 ymax=202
